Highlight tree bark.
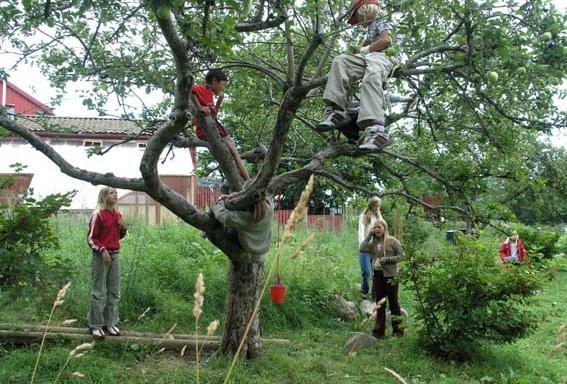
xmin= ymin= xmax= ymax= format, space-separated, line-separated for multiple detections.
xmin=221 ymin=254 xmax=265 ymax=358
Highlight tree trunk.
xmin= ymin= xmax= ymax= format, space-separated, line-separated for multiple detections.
xmin=221 ymin=255 xmax=265 ymax=358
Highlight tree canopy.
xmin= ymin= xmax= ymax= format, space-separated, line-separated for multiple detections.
xmin=1 ymin=0 xmax=566 ymax=356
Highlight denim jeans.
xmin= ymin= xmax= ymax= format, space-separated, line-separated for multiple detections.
xmin=359 ymin=252 xmax=372 ymax=296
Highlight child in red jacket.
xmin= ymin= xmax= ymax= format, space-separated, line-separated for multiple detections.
xmin=87 ymin=187 xmax=127 ymax=339
xmin=499 ymin=231 xmax=526 ymax=264
xmin=192 ymin=69 xmax=250 ymax=181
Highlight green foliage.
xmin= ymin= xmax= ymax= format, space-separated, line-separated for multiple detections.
xmin=512 ymin=223 xmax=560 ymax=260
xmin=502 ymin=146 xmax=567 ymax=224
xmin=403 ymin=231 xmax=542 ymax=361
xmin=2 ymin=0 xmax=565 ymax=217
xmin=556 ymin=233 xmax=567 ymax=256
xmin=0 ymin=179 xmax=74 ymax=287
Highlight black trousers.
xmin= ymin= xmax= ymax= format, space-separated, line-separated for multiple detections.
xmin=373 ymin=270 xmax=403 ymax=337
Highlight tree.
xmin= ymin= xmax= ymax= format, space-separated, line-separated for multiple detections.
xmin=0 ymin=0 xmax=565 ymax=357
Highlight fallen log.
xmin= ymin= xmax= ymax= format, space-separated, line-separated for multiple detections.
xmin=0 ymin=330 xmax=219 ymax=352
xmin=0 ymin=323 xmax=216 ymax=341
xmin=0 ymin=324 xmax=291 ymax=345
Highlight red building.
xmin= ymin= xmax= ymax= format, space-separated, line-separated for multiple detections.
xmin=0 ymin=79 xmax=53 ymax=115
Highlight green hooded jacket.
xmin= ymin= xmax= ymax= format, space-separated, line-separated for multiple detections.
xmin=212 ymin=198 xmax=274 ymax=256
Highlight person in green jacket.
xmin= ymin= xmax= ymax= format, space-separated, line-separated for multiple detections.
xmin=360 ymin=217 xmax=405 ymax=338
xmin=211 ymin=192 xmax=274 ymax=256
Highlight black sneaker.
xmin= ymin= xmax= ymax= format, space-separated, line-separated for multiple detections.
xmin=372 ymin=331 xmax=385 ymax=339
xmin=318 ymin=109 xmax=346 ymax=130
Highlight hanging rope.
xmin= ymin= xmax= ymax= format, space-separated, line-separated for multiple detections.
xmin=275 ymin=190 xmax=283 ymax=281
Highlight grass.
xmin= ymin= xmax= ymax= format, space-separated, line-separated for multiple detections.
xmin=0 ymin=215 xmax=566 ymax=383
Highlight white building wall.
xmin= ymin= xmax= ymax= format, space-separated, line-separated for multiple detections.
xmin=0 ymin=138 xmax=194 ymax=209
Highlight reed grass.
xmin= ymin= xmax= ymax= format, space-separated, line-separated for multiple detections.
xmin=30 ymin=282 xmax=71 ymax=384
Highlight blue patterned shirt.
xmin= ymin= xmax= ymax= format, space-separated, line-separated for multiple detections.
xmin=364 ymin=17 xmax=398 ymax=46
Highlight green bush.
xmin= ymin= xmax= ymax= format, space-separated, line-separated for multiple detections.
xmin=554 ymin=233 xmax=567 ymax=256
xmin=403 ymin=235 xmax=542 ymax=361
xmin=0 ymin=180 xmax=74 ymax=288
xmin=512 ymin=224 xmax=560 ymax=261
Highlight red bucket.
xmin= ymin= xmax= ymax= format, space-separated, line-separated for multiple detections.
xmin=270 ymin=275 xmax=287 ymax=304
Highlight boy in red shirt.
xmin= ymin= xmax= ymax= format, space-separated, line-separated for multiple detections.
xmin=192 ymin=70 xmax=250 ymax=180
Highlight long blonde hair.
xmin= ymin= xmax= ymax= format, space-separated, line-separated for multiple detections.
xmin=372 ymin=217 xmax=389 ymax=258
xmin=250 ymin=198 xmax=269 ymax=222
xmin=243 ymin=179 xmax=270 ymax=222
xmin=363 ymin=196 xmax=383 ymax=224
xmin=93 ymin=186 xmax=117 ymax=216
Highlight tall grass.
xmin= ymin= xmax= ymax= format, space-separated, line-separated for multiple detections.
xmin=2 ymin=215 xmax=565 ymax=383
xmin=29 ymin=282 xmax=70 ymax=384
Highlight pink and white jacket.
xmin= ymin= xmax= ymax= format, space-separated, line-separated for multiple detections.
xmin=87 ymin=209 xmax=127 ymax=253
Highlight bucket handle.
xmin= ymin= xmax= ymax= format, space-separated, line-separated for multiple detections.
xmin=273 ymin=273 xmax=283 ymax=286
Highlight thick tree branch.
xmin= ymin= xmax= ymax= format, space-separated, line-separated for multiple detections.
xmin=225 ymin=84 xmax=311 ymax=209
xmin=172 ymin=134 xmax=210 ymax=149
xmin=284 ymin=21 xmax=296 ymax=83
xmin=302 ymin=64 xmax=465 ymax=93
xmin=235 ymin=15 xmax=288 ymax=32
xmin=267 ymin=146 xmax=345 ymax=192
xmin=295 ymin=33 xmax=324 ymax=85
xmin=396 ymin=191 xmax=468 ymax=215
xmin=196 ymin=114 xmax=243 ymax=191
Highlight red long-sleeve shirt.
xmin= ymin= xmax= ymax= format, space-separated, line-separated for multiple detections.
xmin=192 ymin=84 xmax=227 ymax=140
xmin=87 ymin=209 xmax=127 ymax=253
xmin=499 ymin=238 xmax=526 ymax=262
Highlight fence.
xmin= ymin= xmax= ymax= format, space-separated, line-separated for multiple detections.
xmin=130 ymin=185 xmax=344 ymax=231
xmin=274 ymin=209 xmax=343 ymax=232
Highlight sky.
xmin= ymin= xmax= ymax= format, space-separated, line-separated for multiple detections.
xmin=1 ymin=2 xmax=566 ymax=148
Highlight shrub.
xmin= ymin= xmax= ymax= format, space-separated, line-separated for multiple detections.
xmin=403 ymin=234 xmax=542 ymax=361
xmin=0 ymin=179 xmax=74 ymax=287
xmin=557 ymin=233 xmax=567 ymax=254
xmin=512 ymin=224 xmax=560 ymax=261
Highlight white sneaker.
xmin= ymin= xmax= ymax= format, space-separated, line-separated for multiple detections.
xmin=91 ymin=328 xmax=105 ymax=339
xmin=359 ymin=125 xmax=391 ymax=150
xmin=104 ymin=325 xmax=121 ymax=336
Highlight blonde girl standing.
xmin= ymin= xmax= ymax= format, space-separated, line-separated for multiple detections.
xmin=360 ymin=218 xmax=405 ymax=338
xmin=87 ymin=187 xmax=127 ymax=339
xmin=357 ymin=196 xmax=383 ymax=299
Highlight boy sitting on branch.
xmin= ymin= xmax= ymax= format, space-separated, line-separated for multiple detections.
xmin=319 ymin=0 xmax=400 ymax=151
xmin=192 ymin=69 xmax=250 ymax=181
